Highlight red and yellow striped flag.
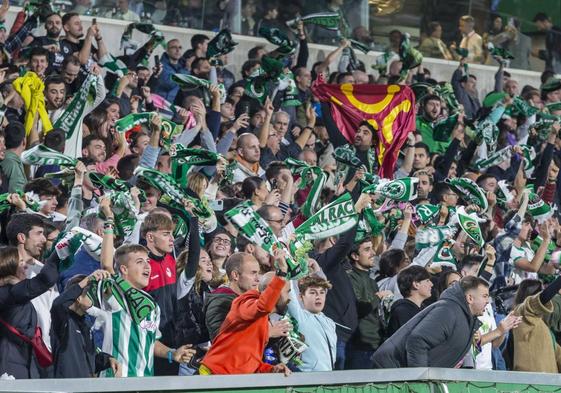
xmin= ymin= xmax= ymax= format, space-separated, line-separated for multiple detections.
xmin=312 ymin=78 xmax=416 ymax=179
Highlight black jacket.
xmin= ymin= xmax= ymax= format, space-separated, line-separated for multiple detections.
xmin=311 ymin=226 xmax=358 ymax=342
xmin=203 ymin=287 xmax=237 ymax=342
xmin=51 ymin=283 xmax=111 ymax=378
xmin=0 ymin=253 xmax=59 ymax=379
xmin=372 ymin=282 xmax=481 ymax=368
xmin=387 ymin=298 xmax=421 ymax=337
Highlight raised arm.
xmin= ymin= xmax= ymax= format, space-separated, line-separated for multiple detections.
xmin=99 ymin=196 xmax=116 ymax=275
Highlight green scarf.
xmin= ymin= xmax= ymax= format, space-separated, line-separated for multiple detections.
xmin=474 ymin=146 xmax=512 ymax=170
xmin=115 ymin=112 xmax=154 ymax=134
xmin=98 ymin=53 xmax=129 ymax=78
xmin=169 ymin=145 xmax=222 ymax=188
xmin=399 ymin=33 xmax=423 ymax=72
xmin=160 ymin=119 xmax=184 ymax=148
xmin=433 ymin=113 xmax=459 ymax=142
xmin=363 ymin=177 xmax=419 ymax=202
xmin=333 ymin=145 xmax=362 ymax=185
xmin=207 ymin=29 xmax=239 ymax=59
xmin=445 ymin=177 xmax=489 ymax=211
xmin=54 ymin=74 xmax=100 ymax=143
xmin=280 ymin=71 xmax=302 ymax=107
xmin=487 ymin=42 xmax=514 ymax=60
xmin=355 ymin=207 xmax=384 ymax=243
xmin=88 ymin=274 xmax=156 ymax=325
xmin=226 ymin=201 xmax=308 ymax=279
xmin=258 ymin=26 xmax=294 ymax=55
xmin=21 ymin=144 xmax=77 ymax=167
xmin=285 ymin=158 xmax=327 ymax=217
xmin=172 ymin=74 xmax=226 ymax=102
xmin=432 ymin=239 xmax=458 ymax=269
xmin=294 ymin=193 xmax=358 ymax=241
xmin=286 ymin=12 xmax=340 ymax=31
xmin=527 ymin=191 xmax=552 ymax=222
xmin=416 ymin=204 xmax=441 ymax=225
xmin=456 ymin=206 xmax=484 ymax=248
xmin=134 ymin=166 xmax=212 ymax=219
xmin=415 ymin=225 xmax=458 ymax=249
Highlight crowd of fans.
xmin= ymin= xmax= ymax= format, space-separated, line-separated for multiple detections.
xmin=1 ymin=0 xmax=561 ymax=382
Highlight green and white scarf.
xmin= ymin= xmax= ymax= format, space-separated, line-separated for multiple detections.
xmin=415 ymin=204 xmax=441 ymax=225
xmin=415 ymin=225 xmax=457 ymax=249
xmin=98 ymin=53 xmax=129 ymax=78
xmin=475 ymin=118 xmax=500 ymax=153
xmin=432 ymin=239 xmax=458 ymax=269
xmin=206 ymin=29 xmax=239 ymax=59
xmin=54 ymin=73 xmax=105 ymax=158
xmin=294 ymin=193 xmax=358 ymax=241
xmin=171 ymin=74 xmax=226 ymax=101
xmin=286 ymin=12 xmax=340 ymax=31
xmin=445 ymin=177 xmax=489 ymax=211
xmin=134 ymin=166 xmax=212 ymax=219
xmin=333 ymin=145 xmax=362 ymax=185
xmin=161 ymin=119 xmax=184 ymax=148
xmin=115 ymin=112 xmax=154 ymax=134
xmin=456 ymin=206 xmax=484 ymax=248
xmin=519 ymin=145 xmax=536 ymax=177
xmin=258 ymin=26 xmax=295 ymax=55
xmin=355 ymin=207 xmax=385 ymax=243
xmin=495 ymin=180 xmax=513 ymax=208
xmin=363 ymin=177 xmax=419 ymax=202
xmin=285 ymin=158 xmax=328 ymax=217
xmin=169 ymin=145 xmax=222 ymax=188
xmin=21 ymin=144 xmax=77 ymax=167
xmin=226 ymin=201 xmax=308 ymax=279
xmin=528 ymin=191 xmax=553 ymax=223
xmin=474 ymin=146 xmax=512 ymax=170
xmin=88 ymin=274 xmax=156 ymax=325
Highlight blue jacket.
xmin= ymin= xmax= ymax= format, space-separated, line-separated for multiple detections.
xmin=154 ymin=53 xmax=189 ymax=103
xmin=58 ymin=247 xmax=100 ymax=290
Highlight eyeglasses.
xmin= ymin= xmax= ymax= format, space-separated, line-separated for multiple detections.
xmin=266 ymin=217 xmax=283 ymax=223
xmin=213 ymin=237 xmax=231 ymax=245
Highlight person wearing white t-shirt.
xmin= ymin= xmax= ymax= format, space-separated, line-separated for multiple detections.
xmin=509 ymin=220 xmax=551 ymax=284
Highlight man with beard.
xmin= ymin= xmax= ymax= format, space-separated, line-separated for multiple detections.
xmin=44 ymin=75 xmax=66 ymax=120
xmin=60 ymin=12 xmax=107 ymax=65
xmin=60 ymin=55 xmax=83 ymax=96
xmin=200 ymin=251 xmax=292 ymax=375
xmin=28 ymin=13 xmax=65 ymax=72
xmin=416 ymin=95 xmax=458 ymax=155
xmin=6 ymin=213 xmax=58 ymax=377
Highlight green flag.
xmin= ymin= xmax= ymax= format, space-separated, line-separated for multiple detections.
xmin=363 ymin=177 xmax=419 ymax=202
xmin=207 ymin=29 xmax=239 ymax=59
xmin=456 ymin=206 xmax=484 ymax=248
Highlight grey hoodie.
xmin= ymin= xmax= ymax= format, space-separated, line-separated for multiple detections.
xmin=372 ymin=282 xmax=482 ymax=368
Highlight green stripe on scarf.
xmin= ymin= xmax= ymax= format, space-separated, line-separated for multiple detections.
xmin=88 ymin=275 xmax=156 ymax=324
xmin=285 ymin=158 xmax=327 ymax=217
xmin=286 ymin=12 xmax=341 ymax=31
xmin=98 ymin=53 xmax=129 ymax=78
xmin=456 ymin=206 xmax=484 ymax=248
xmin=169 ymin=145 xmax=222 ymax=187
xmin=21 ymin=144 xmax=77 ymax=167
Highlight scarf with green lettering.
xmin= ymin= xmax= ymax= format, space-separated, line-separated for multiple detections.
xmin=456 ymin=206 xmax=484 ymax=248
xmin=286 ymin=12 xmax=340 ymax=31
xmin=225 ymin=201 xmax=308 ymax=279
xmin=88 ymin=274 xmax=156 ymax=325
xmin=207 ymin=29 xmax=239 ymax=59
xmin=54 ymin=73 xmax=101 ymax=145
xmin=88 ymin=172 xmax=146 ymax=202
xmin=134 ymin=166 xmax=212 ymax=219
xmin=445 ymin=177 xmax=489 ymax=211
xmin=415 ymin=203 xmax=441 ymax=225
xmin=474 ymin=146 xmax=512 ymax=170
xmin=294 ymin=193 xmax=358 ymax=241
xmin=115 ymin=112 xmax=153 ymax=134
xmin=169 ymin=144 xmax=222 ymax=188
xmin=363 ymin=177 xmax=419 ymax=202
xmin=285 ymin=158 xmax=327 ymax=217
xmin=21 ymin=144 xmax=77 ymax=167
